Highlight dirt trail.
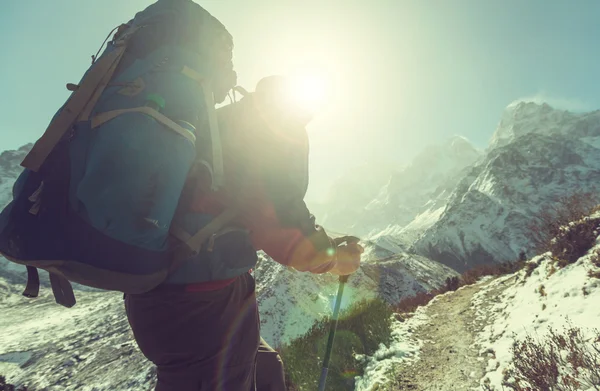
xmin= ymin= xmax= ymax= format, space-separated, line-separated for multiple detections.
xmin=383 ymin=277 xmax=510 ymax=391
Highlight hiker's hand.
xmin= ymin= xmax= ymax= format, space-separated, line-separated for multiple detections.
xmin=330 ymin=242 xmax=363 ymax=276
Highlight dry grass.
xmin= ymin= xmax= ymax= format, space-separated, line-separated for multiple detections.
xmin=501 ymin=325 xmax=600 ymax=391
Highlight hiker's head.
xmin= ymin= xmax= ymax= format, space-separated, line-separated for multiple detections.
xmin=253 ymin=75 xmax=314 ymax=127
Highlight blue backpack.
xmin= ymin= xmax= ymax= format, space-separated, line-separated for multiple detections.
xmin=0 ymin=0 xmax=239 ymax=307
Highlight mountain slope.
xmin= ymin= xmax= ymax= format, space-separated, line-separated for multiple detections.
xmin=252 ymin=249 xmax=456 ymax=347
xmin=0 ymin=144 xmax=30 ymax=209
xmin=411 ymin=103 xmax=600 ymax=270
xmin=314 ymin=136 xmax=481 ymax=239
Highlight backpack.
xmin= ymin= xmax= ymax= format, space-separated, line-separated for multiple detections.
xmin=0 ymin=0 xmax=237 ymax=307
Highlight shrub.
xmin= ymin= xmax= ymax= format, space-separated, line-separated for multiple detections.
xmin=587 ymin=269 xmax=600 ymax=279
xmin=587 ymin=248 xmax=600 ymax=279
xmin=279 ymin=298 xmax=393 ymax=391
xmin=394 ymin=291 xmax=437 ymax=314
xmin=592 ymin=249 xmax=600 ymax=269
xmin=500 ymin=325 xmax=600 ymax=391
xmin=524 ymin=261 xmax=539 ymax=278
xmin=528 ymin=192 xmax=599 ymax=256
xmin=550 ymin=216 xmax=600 ymax=267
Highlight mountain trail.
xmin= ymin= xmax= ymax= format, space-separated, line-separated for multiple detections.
xmin=383 ymin=277 xmax=512 ymax=391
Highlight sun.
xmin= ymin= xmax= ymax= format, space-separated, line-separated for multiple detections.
xmin=287 ymin=72 xmax=330 ymax=115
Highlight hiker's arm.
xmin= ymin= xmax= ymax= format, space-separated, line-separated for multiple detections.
xmin=279 ymin=200 xmax=339 ymax=274
xmin=259 ymin=127 xmax=339 ymax=274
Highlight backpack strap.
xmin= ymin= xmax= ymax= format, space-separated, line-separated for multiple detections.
xmin=180 ymin=66 xmax=224 ymax=191
xmin=22 ymin=266 xmax=40 ymax=298
xmin=22 ymin=266 xmax=76 ymax=308
xmin=90 ymin=106 xmax=196 ymax=144
xmin=49 ymin=273 xmax=77 ymax=308
xmin=21 ymin=25 xmax=140 ymax=172
xmin=169 ymin=207 xmax=239 ymax=273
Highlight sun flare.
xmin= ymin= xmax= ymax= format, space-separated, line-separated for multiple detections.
xmin=287 ymin=72 xmax=331 ymax=115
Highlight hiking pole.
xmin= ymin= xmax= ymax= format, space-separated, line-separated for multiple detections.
xmin=318 ymin=274 xmax=349 ymax=391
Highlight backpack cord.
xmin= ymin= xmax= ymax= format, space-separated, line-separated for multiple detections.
xmin=91 ymin=25 xmax=123 ymax=64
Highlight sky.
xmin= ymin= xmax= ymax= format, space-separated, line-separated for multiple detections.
xmin=2 ymin=0 xmax=600 ymax=202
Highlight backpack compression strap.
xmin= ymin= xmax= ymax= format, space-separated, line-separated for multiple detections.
xmin=90 ymin=106 xmax=196 ymax=144
xmin=169 ymin=207 xmax=239 ymax=273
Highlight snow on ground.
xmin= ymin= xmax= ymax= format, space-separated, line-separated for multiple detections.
xmin=353 ymin=305 xmax=428 ymax=390
xmin=473 ymin=248 xmax=600 ymax=390
xmin=351 ymin=224 xmax=600 ymax=391
xmin=353 ymin=287 xmax=465 ymax=391
xmin=0 ymin=286 xmax=154 ymax=390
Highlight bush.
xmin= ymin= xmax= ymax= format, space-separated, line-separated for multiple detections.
xmin=501 ymin=324 xmax=600 ymax=391
xmin=589 ymin=248 xmax=600 ymax=279
xmin=550 ymin=216 xmax=600 ymax=267
xmin=524 ymin=261 xmax=539 ymax=278
xmin=592 ymin=249 xmax=600 ymax=269
xmin=528 ymin=192 xmax=600 ymax=256
xmin=279 ymin=298 xmax=393 ymax=391
xmin=394 ymin=291 xmax=437 ymax=314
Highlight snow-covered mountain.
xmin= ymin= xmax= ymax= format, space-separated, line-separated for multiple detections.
xmin=254 ymin=248 xmax=456 ymax=347
xmin=0 ymin=144 xmax=30 ymax=214
xmin=3 ymin=100 xmax=600 ymax=389
xmin=0 ymin=144 xmax=33 ymax=286
xmin=410 ymin=102 xmax=600 ymax=270
xmin=312 ymin=135 xmax=481 ymax=239
xmin=307 ymin=160 xmax=399 ymax=237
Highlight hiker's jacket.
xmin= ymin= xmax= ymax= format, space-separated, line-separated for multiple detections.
xmin=167 ymin=97 xmax=337 ymax=288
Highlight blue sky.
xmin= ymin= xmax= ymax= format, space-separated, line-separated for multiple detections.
xmin=2 ymin=0 xmax=599 ymax=201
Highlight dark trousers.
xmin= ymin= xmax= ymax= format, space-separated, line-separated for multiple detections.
xmin=124 ymin=272 xmax=286 ymax=391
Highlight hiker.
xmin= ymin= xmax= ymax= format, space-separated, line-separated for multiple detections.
xmin=124 ymin=75 xmax=364 ymax=390
xmin=0 ymin=0 xmax=363 ymax=388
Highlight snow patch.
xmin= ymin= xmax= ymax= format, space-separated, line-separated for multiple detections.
xmin=474 ymin=249 xmax=600 ymax=390
xmin=354 ymin=309 xmax=428 ymax=390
